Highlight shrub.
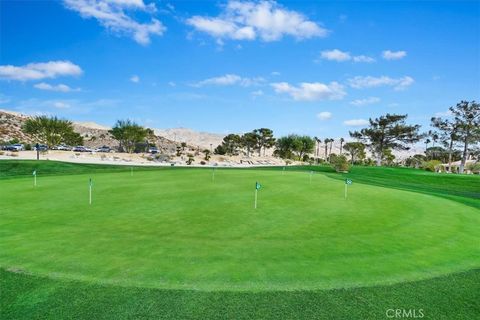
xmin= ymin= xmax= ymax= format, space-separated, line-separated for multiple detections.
xmin=331 ymin=155 xmax=350 ymax=172
xmin=422 ymin=160 xmax=442 ymax=172
xmin=467 ymin=162 xmax=480 ymax=174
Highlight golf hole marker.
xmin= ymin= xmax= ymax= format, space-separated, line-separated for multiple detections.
xmin=89 ymin=178 xmax=93 ymax=205
xmin=345 ymin=178 xmax=352 ymax=199
xmin=254 ymin=181 xmax=261 ymax=209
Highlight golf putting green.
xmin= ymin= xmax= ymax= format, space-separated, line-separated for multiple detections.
xmin=1 ymin=168 xmax=479 ymax=291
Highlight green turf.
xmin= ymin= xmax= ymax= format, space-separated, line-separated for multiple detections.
xmin=1 ymin=160 xmax=479 ymax=318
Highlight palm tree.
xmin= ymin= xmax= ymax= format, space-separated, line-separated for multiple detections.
xmin=324 ymin=139 xmax=330 ymax=160
xmin=314 ymin=136 xmax=321 ymax=157
xmin=329 ymin=138 xmax=334 ymax=160
xmin=339 ymin=138 xmax=345 ymax=154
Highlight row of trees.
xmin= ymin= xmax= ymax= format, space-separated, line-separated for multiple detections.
xmin=214 ymin=128 xmax=276 ymax=156
xmin=23 ymin=116 xmax=83 ymax=147
xmin=108 ymin=119 xmax=156 ymax=153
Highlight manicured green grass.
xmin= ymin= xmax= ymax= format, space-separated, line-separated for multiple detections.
xmin=1 ymin=160 xmax=479 ymax=319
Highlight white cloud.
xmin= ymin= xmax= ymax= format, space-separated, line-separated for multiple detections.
xmin=344 ymin=119 xmax=369 ymax=126
xmin=382 ymin=50 xmax=407 ymax=60
xmin=350 ymin=97 xmax=380 ymax=106
xmin=317 ymin=111 xmax=332 ymax=120
xmin=0 ymin=60 xmax=82 ymax=81
xmin=318 ymin=49 xmax=375 ymax=63
xmin=271 ymin=81 xmax=346 ymax=101
xmin=348 ymin=75 xmax=414 ymax=91
xmin=53 ymin=101 xmax=71 ymax=109
xmin=320 ymin=49 xmax=350 ymax=62
xmin=186 ymin=0 xmax=328 ymax=42
xmin=193 ymin=74 xmax=264 ymax=87
xmin=353 ymin=55 xmax=375 ymax=63
xmin=63 ymin=0 xmax=165 ymax=45
xmin=130 ymin=75 xmax=140 ymax=83
xmin=34 ymin=82 xmax=80 ymax=92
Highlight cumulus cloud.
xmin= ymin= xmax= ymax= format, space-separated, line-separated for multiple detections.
xmin=353 ymin=55 xmax=375 ymax=63
xmin=53 ymin=101 xmax=71 ymax=109
xmin=350 ymin=97 xmax=380 ymax=106
xmin=271 ymin=81 xmax=346 ymax=101
xmin=193 ymin=74 xmax=265 ymax=87
xmin=344 ymin=119 xmax=369 ymax=126
xmin=63 ymin=0 xmax=165 ymax=45
xmin=317 ymin=111 xmax=332 ymax=120
xmin=186 ymin=0 xmax=328 ymax=42
xmin=0 ymin=61 xmax=82 ymax=81
xmin=348 ymin=76 xmax=414 ymax=91
xmin=130 ymin=75 xmax=140 ymax=83
xmin=34 ymin=82 xmax=80 ymax=92
xmin=320 ymin=49 xmax=350 ymax=62
xmin=382 ymin=50 xmax=407 ymax=60
xmin=318 ymin=49 xmax=375 ymax=63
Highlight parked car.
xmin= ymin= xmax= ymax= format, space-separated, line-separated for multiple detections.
xmin=4 ymin=143 xmax=24 ymax=151
xmin=148 ymin=146 xmax=159 ymax=154
xmin=53 ymin=144 xmax=71 ymax=151
xmin=34 ymin=144 xmax=48 ymax=151
xmin=95 ymin=146 xmax=111 ymax=153
xmin=73 ymin=146 xmax=90 ymax=152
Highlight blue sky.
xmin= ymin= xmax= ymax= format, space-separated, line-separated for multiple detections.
xmin=0 ymin=0 xmax=479 ymax=138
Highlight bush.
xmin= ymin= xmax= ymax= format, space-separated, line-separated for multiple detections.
xmin=422 ymin=160 xmax=442 ymax=172
xmin=331 ymin=155 xmax=350 ymax=172
xmin=467 ymin=162 xmax=480 ymax=174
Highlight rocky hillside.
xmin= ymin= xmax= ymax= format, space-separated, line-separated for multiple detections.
xmin=0 ymin=109 xmax=177 ymax=152
xmin=154 ymin=127 xmax=225 ymax=150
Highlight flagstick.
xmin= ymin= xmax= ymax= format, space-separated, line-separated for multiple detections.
xmin=254 ymin=189 xmax=258 ymax=209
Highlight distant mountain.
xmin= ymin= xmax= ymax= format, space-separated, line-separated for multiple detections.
xmin=154 ymin=128 xmax=225 ymax=150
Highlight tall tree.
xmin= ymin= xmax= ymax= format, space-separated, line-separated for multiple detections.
xmin=431 ymin=117 xmax=459 ymax=172
xmin=350 ymin=114 xmax=422 ymax=166
xmin=339 ymin=137 xmax=345 ymax=155
xmin=314 ymin=137 xmax=321 ymax=157
xmin=343 ymin=142 xmax=366 ymax=164
xmin=23 ymin=116 xmax=82 ymax=147
xmin=241 ymin=132 xmax=259 ymax=157
xmin=217 ymin=134 xmax=242 ymax=156
xmin=323 ymin=138 xmax=330 ymax=160
xmin=274 ymin=135 xmax=299 ymax=159
xmin=329 ymin=138 xmax=334 ymax=160
xmin=449 ymin=101 xmax=480 ymax=173
xmin=297 ymin=135 xmax=315 ymax=159
xmin=109 ymin=119 xmax=148 ymax=153
xmin=254 ymin=128 xmax=275 ymax=156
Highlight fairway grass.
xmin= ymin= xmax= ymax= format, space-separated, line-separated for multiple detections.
xmin=1 ymin=166 xmax=479 ymax=292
